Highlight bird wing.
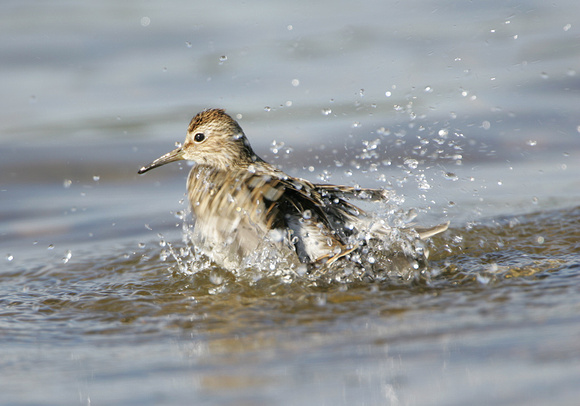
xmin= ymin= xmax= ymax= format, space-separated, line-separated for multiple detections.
xmin=313 ymin=183 xmax=390 ymax=202
xmin=187 ymin=166 xmax=348 ymax=263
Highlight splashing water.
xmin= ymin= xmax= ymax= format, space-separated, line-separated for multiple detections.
xmin=156 ymin=186 xmax=440 ymax=288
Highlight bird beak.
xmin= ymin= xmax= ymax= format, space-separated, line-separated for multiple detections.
xmin=138 ymin=147 xmax=184 ymax=174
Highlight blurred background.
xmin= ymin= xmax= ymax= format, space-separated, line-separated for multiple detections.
xmin=1 ymin=1 xmax=580 ymax=405
xmin=3 ymin=0 xmax=579 ymax=256
xmin=3 ymin=0 xmax=580 ymax=248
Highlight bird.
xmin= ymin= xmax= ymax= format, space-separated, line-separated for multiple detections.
xmin=138 ymin=108 xmax=448 ymax=272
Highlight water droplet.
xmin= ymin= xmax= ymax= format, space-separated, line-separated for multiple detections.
xmin=385 ymin=91 xmax=392 ymax=97
xmin=285 ymin=100 xmax=292 ymax=107
xmin=363 ymin=138 xmax=380 ymax=151
xmin=404 ymin=158 xmax=419 ymax=169
xmin=476 ymin=273 xmax=491 ymax=285
xmin=140 ymin=16 xmax=150 ymax=27
xmin=482 ymin=120 xmax=491 ymax=130
xmin=268 ymin=229 xmax=285 ymax=243
xmin=526 ymin=140 xmax=537 ymax=147
xmin=308 ymin=166 xmax=314 ymax=172
xmin=424 ymin=86 xmax=433 ymax=93
xmin=93 ymin=175 xmax=100 ymax=182
xmin=270 ymin=140 xmax=284 ymax=154
xmin=321 ymin=108 xmax=332 ymax=116
xmin=418 ymin=178 xmax=431 ymax=190
xmin=541 ymin=72 xmax=549 ymax=79
xmin=291 ymin=79 xmax=300 ymax=87
xmin=63 ymin=179 xmax=72 ymax=188
xmin=138 ymin=242 xmax=146 ymax=249
xmin=444 ymin=172 xmax=458 ymax=181
xmin=377 ymin=127 xmax=390 ymax=136
xmin=563 ymin=23 xmax=572 ymax=32
xmin=264 ymin=106 xmax=271 ymax=112
xmin=185 ymin=41 xmax=192 ymax=48
xmin=209 ymin=271 xmax=224 ymax=285
xmin=62 ymin=250 xmax=72 ymax=264
xmin=537 ymin=236 xmax=545 ymax=244
xmin=302 ymin=210 xmax=312 ymax=220
xmin=6 ymin=254 xmax=13 ymax=262
xmin=219 ymin=55 xmax=227 ymax=64
xmin=351 ymin=121 xmax=361 ymax=128
xmin=48 ymin=244 xmax=54 ymax=250
xmin=314 ymin=294 xmax=327 ymax=307
xmin=359 ymin=89 xmax=365 ymax=97
xmin=287 ymin=25 xmax=293 ymax=31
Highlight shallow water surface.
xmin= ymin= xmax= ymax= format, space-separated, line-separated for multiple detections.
xmin=2 ymin=1 xmax=580 ymax=405
xmin=2 ymin=205 xmax=580 ymax=405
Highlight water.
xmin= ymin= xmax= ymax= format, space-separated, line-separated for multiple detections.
xmin=2 ymin=1 xmax=580 ymax=405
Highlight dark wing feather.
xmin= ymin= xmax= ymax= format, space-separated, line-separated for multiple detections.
xmin=250 ymin=175 xmax=351 ymax=262
xmin=313 ymin=183 xmax=390 ymax=201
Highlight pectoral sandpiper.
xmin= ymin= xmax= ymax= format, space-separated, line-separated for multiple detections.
xmin=139 ymin=109 xmax=448 ymax=271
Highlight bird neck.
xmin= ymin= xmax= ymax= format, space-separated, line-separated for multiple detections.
xmin=231 ymin=146 xmax=282 ymax=177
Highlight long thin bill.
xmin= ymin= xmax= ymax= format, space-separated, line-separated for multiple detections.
xmin=138 ymin=147 xmax=184 ymax=174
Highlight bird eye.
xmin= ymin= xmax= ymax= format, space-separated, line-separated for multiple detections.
xmin=194 ymin=133 xmax=205 ymax=143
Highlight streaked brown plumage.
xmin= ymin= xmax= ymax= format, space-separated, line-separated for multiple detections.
xmin=139 ymin=109 xmax=448 ymax=270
